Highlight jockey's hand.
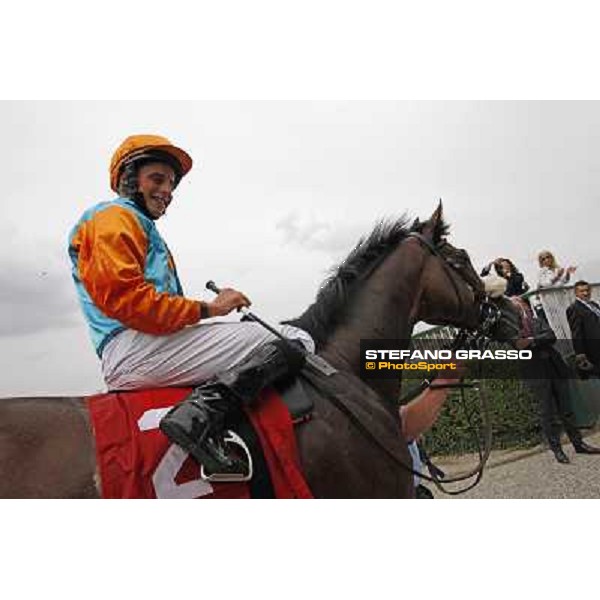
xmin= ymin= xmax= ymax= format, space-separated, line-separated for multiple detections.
xmin=208 ymin=288 xmax=251 ymax=317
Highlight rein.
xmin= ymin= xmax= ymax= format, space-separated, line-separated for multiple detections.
xmin=301 ymin=355 xmax=490 ymax=490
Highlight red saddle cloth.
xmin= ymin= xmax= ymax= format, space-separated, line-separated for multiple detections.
xmin=86 ymin=387 xmax=312 ymax=499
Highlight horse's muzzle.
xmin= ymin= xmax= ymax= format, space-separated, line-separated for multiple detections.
xmin=480 ymin=296 xmax=521 ymax=342
xmin=478 ymin=298 xmax=502 ymax=337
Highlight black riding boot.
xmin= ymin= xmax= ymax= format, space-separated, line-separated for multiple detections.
xmin=159 ymin=339 xmax=306 ymax=475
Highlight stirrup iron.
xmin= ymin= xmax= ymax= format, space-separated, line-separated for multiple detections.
xmin=200 ymin=430 xmax=253 ymax=483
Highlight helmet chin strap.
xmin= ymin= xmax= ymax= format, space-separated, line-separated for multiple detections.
xmin=132 ymin=191 xmax=160 ymax=221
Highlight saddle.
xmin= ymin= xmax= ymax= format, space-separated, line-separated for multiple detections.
xmin=87 ymin=375 xmax=318 ymax=499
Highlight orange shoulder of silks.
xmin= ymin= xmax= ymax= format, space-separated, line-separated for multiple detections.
xmin=74 ymin=205 xmax=201 ymax=334
xmin=71 ymin=205 xmax=148 ymax=279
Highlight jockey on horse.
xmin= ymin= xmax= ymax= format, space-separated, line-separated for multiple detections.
xmin=68 ymin=134 xmax=314 ymax=477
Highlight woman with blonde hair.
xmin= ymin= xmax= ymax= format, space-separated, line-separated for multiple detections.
xmin=537 ymin=250 xmax=577 ymax=288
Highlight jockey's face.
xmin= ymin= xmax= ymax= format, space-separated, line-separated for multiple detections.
xmin=137 ymin=162 xmax=176 ymax=219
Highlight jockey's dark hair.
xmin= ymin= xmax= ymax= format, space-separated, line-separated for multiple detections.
xmin=118 ymin=162 xmax=141 ymax=198
xmin=117 ymin=162 xmax=154 ymax=219
xmin=284 ymin=215 xmax=449 ymax=349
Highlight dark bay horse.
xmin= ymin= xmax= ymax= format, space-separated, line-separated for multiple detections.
xmin=0 ymin=204 xmax=517 ymax=498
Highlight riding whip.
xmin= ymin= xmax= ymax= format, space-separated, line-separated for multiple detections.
xmin=205 ymin=280 xmax=336 ymax=377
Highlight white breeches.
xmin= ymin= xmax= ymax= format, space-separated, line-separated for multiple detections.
xmin=101 ymin=321 xmax=315 ymax=391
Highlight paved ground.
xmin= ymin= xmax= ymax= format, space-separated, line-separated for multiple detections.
xmin=428 ymin=430 xmax=600 ymax=499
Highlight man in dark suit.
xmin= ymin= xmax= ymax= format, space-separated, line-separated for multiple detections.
xmin=512 ymin=296 xmax=600 ymax=463
xmin=566 ymin=280 xmax=600 ymax=377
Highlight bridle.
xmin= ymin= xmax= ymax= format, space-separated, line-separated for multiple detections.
xmin=401 ymin=231 xmax=502 ymax=494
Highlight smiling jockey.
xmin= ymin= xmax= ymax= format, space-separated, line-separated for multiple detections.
xmin=68 ymin=134 xmax=314 ymax=475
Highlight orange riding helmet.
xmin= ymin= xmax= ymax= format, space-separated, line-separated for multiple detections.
xmin=109 ymin=134 xmax=193 ymax=192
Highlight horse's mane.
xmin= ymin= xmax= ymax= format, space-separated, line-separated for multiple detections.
xmin=285 ymin=214 xmax=449 ymax=349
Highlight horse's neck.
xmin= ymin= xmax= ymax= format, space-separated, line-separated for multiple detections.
xmin=322 ymin=240 xmax=426 ymax=401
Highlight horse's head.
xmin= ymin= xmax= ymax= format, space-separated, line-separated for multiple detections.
xmin=286 ymin=201 xmax=520 ymax=358
xmin=411 ymin=203 xmax=520 ymax=341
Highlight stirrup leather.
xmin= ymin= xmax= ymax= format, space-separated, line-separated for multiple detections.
xmin=200 ymin=429 xmax=254 ymax=483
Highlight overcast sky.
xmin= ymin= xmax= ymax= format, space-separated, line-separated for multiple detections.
xmin=2 ymin=100 xmax=600 ymax=396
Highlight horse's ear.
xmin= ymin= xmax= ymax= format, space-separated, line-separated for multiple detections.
xmin=421 ymin=200 xmax=444 ymax=240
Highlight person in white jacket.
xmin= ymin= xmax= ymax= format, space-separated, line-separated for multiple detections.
xmin=537 ymin=250 xmax=577 ymax=288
